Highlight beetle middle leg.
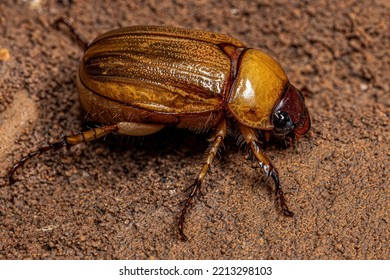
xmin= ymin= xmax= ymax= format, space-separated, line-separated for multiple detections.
xmin=178 ymin=119 xmax=227 ymax=241
xmin=239 ymin=124 xmax=294 ymax=217
xmin=8 ymin=122 xmax=163 ymax=184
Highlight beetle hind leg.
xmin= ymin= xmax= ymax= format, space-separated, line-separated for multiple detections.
xmin=8 ymin=124 xmax=119 ymax=184
xmin=8 ymin=122 xmax=164 ymax=184
xmin=178 ymin=119 xmax=227 ymax=241
xmin=8 ymin=138 xmax=68 ymax=185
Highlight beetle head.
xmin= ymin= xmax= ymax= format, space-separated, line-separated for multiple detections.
xmin=271 ymin=84 xmax=310 ymax=139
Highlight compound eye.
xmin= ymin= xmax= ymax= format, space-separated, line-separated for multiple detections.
xmin=272 ymin=111 xmax=294 ymax=133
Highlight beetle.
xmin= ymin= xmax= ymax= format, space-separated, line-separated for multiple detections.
xmin=9 ymin=23 xmax=311 ymax=240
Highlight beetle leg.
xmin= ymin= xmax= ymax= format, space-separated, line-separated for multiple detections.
xmin=8 ymin=122 xmax=164 ymax=184
xmin=8 ymin=124 xmax=119 ymax=184
xmin=54 ymin=18 xmax=89 ymax=50
xmin=239 ymin=124 xmax=294 ymax=217
xmin=178 ymin=119 xmax=227 ymax=241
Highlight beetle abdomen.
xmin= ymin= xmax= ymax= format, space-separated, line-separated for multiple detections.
xmin=78 ymin=26 xmax=245 ymax=117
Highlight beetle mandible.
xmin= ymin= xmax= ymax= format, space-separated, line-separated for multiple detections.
xmin=9 ymin=22 xmax=311 ymax=240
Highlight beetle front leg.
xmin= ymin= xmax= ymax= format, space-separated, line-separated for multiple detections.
xmin=239 ymin=124 xmax=294 ymax=217
xmin=178 ymin=119 xmax=227 ymax=241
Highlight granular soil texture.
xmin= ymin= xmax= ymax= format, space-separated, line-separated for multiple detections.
xmin=0 ymin=0 xmax=388 ymax=259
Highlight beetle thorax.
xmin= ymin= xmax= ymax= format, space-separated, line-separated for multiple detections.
xmin=228 ymin=49 xmax=288 ymax=130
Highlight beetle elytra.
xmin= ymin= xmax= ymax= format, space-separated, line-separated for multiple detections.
xmin=9 ymin=22 xmax=311 ymax=240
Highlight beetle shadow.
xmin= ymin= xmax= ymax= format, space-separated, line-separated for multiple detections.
xmin=79 ymin=121 xmax=292 ymax=208
xmin=83 ymin=123 xmax=212 ymax=164
xmin=137 ymin=128 xmax=205 ymax=156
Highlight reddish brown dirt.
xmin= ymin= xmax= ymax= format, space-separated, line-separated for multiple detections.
xmin=0 ymin=0 xmax=388 ymax=259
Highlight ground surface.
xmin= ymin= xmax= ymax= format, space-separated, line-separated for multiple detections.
xmin=0 ymin=0 xmax=388 ymax=259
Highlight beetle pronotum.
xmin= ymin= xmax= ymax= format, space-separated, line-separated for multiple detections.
xmin=9 ymin=21 xmax=311 ymax=240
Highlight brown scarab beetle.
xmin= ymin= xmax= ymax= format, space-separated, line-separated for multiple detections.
xmin=9 ymin=24 xmax=311 ymax=240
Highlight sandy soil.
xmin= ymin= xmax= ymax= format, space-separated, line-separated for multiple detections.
xmin=0 ymin=0 xmax=388 ymax=259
